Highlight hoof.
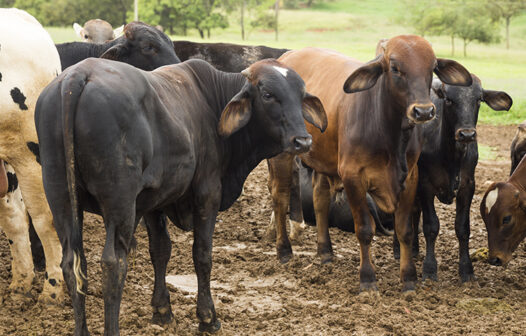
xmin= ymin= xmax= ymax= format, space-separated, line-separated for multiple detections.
xmin=422 ymin=272 xmax=438 ymax=282
xmin=460 ymin=273 xmax=476 ymax=283
xmin=198 ymin=319 xmax=221 ymax=334
xmin=152 ymin=306 xmax=174 ymax=326
xmin=38 ymin=289 xmax=64 ymax=306
xmin=319 ymin=252 xmax=333 ymax=264
xmin=402 ymin=281 xmax=416 ymax=292
xmin=359 ymin=281 xmax=378 ymax=292
xmin=278 ymin=250 xmax=292 ymax=264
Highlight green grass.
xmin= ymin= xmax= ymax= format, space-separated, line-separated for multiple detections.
xmin=478 ymin=144 xmax=498 ymax=161
xmin=45 ymin=0 xmax=526 ymax=124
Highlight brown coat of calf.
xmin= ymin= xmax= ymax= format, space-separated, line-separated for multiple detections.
xmin=269 ymin=36 xmax=472 ymax=291
xmin=481 ymin=155 xmax=526 ymax=266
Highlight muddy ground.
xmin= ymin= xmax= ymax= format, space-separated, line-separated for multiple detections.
xmin=0 ymin=124 xmax=525 ymax=336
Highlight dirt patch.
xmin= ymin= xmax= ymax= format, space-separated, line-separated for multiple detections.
xmin=0 ymin=124 xmax=525 ymax=335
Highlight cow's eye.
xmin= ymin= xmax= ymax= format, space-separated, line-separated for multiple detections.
xmin=263 ymin=92 xmax=273 ymax=100
xmin=84 ymin=34 xmax=88 ymax=39
xmin=142 ymin=45 xmax=154 ymax=52
xmin=502 ymin=215 xmax=512 ymax=225
xmin=445 ymin=98 xmax=453 ymax=106
xmin=390 ymin=66 xmax=400 ymax=74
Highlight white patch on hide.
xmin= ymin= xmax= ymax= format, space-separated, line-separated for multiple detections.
xmin=273 ymin=66 xmax=288 ymax=77
xmin=485 ymin=188 xmax=499 ymax=214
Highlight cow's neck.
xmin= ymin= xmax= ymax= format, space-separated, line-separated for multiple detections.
xmin=196 ymin=69 xmax=278 ymax=210
xmin=56 ymin=39 xmax=118 ymax=69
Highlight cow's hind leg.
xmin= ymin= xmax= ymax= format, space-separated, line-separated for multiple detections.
xmin=0 ymin=190 xmax=34 ymax=296
xmin=99 ymin=204 xmax=136 ymax=336
xmin=144 ymin=212 xmax=173 ymax=325
xmin=13 ymin=161 xmax=64 ymax=304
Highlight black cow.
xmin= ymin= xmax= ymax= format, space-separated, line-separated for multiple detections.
xmin=409 ymin=76 xmax=512 ymax=282
xmin=56 ymin=21 xmax=181 ymax=70
xmin=173 ymin=40 xmax=288 ymax=72
xmin=35 ymin=58 xmax=326 ymax=335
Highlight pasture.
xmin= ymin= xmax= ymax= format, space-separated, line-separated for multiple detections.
xmin=0 ymin=1 xmax=525 ymax=335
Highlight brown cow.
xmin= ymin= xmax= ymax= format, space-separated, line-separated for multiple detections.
xmin=510 ymin=121 xmax=526 ymax=175
xmin=481 ymin=155 xmax=526 ymax=266
xmin=268 ymin=35 xmax=472 ymax=291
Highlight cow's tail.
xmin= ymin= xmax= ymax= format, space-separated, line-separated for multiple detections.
xmin=61 ymin=72 xmax=88 ymax=296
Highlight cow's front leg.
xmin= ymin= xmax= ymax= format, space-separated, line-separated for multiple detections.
xmin=420 ymin=186 xmax=440 ymax=281
xmin=394 ymin=169 xmax=418 ymax=291
xmin=144 ymin=212 xmax=173 ymax=325
xmin=455 ymin=172 xmax=475 ymax=282
xmin=267 ymin=153 xmax=295 ymax=263
xmin=193 ymin=184 xmax=221 ymax=333
xmin=289 ymin=157 xmax=306 ymax=242
xmin=342 ymin=176 xmax=377 ymax=291
xmin=312 ymin=171 xmax=333 ymax=263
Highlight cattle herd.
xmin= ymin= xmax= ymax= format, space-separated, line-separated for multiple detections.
xmin=0 ymin=7 xmax=523 ymax=336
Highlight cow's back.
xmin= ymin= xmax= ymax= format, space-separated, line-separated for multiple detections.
xmin=0 ymin=9 xmax=61 ymax=157
xmin=278 ymin=48 xmax=360 ymax=175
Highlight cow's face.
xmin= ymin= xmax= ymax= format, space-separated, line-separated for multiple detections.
xmin=73 ymin=19 xmax=122 ymax=44
xmin=343 ymin=35 xmax=472 ymax=124
xmin=432 ymin=75 xmax=512 ymax=145
xmin=218 ymin=59 xmax=327 ymax=154
xmin=100 ymin=22 xmax=180 ymax=71
xmin=481 ymin=182 xmax=526 ymax=266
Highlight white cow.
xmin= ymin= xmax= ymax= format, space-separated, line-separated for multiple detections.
xmin=73 ymin=19 xmax=124 ymax=43
xmin=0 ymin=8 xmax=64 ymax=303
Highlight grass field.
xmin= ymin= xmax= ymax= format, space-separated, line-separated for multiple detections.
xmin=46 ymin=0 xmax=526 ymax=125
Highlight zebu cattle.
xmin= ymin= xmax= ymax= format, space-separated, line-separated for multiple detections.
xmin=35 ymin=58 xmax=326 ymax=335
xmin=73 ymin=19 xmax=123 ymax=44
xmin=0 ymin=8 xmax=63 ymax=303
xmin=58 ymin=22 xmax=180 ymax=71
xmin=268 ymin=36 xmax=472 ymax=292
xmin=481 ymin=155 xmax=526 ymax=267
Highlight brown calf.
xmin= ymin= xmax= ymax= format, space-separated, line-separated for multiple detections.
xmin=269 ymin=35 xmax=472 ymax=291
xmin=481 ymin=155 xmax=526 ymax=266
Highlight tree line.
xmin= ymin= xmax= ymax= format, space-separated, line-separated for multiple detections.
xmin=401 ymin=0 xmax=526 ymax=56
xmin=0 ymin=0 xmax=328 ymax=39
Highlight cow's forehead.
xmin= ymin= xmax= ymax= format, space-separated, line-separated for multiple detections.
xmin=249 ymin=60 xmax=304 ymax=90
xmin=385 ymin=35 xmax=436 ymax=67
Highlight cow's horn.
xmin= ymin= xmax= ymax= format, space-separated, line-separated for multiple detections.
xmin=241 ymin=68 xmax=252 ymax=79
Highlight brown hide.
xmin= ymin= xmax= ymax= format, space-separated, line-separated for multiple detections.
xmin=481 ymin=155 xmax=526 ymax=266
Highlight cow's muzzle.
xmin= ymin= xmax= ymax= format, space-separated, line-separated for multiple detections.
xmin=455 ymin=128 xmax=477 ymax=143
xmin=408 ymin=104 xmax=436 ymax=124
xmin=292 ymin=135 xmax=312 ymax=153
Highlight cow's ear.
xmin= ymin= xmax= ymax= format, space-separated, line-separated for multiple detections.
xmin=100 ymin=44 xmax=128 ymax=61
xmin=483 ymin=89 xmax=513 ymax=111
xmin=73 ymin=23 xmax=84 ymax=40
xmin=218 ymin=84 xmax=252 ymax=138
xmin=343 ymin=54 xmax=385 ymax=94
xmin=113 ymin=25 xmax=124 ymax=38
xmin=302 ymin=93 xmax=327 ymax=132
xmin=434 ymin=59 xmax=472 ymax=87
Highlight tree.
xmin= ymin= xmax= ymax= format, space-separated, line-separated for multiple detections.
xmin=486 ymin=0 xmax=526 ymax=49
xmin=454 ymin=2 xmax=501 ymax=56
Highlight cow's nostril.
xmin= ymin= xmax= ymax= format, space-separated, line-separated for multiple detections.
xmin=413 ymin=106 xmax=434 ymax=121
